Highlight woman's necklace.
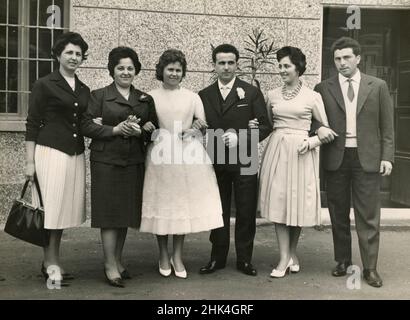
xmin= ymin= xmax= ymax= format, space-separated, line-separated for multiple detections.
xmin=282 ymin=80 xmax=302 ymax=100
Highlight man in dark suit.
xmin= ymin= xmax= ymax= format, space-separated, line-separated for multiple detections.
xmin=314 ymin=37 xmax=394 ymax=287
xmin=196 ymin=44 xmax=272 ymax=276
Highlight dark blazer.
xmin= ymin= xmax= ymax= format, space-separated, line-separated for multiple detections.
xmin=81 ymin=82 xmax=158 ymax=167
xmin=199 ymin=78 xmax=272 ymax=172
xmin=26 ymin=69 xmax=90 ymax=155
xmin=314 ymin=73 xmax=394 ymax=172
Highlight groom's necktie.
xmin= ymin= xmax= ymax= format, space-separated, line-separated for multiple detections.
xmin=221 ymin=86 xmax=230 ymax=100
xmin=347 ymin=79 xmax=355 ymax=102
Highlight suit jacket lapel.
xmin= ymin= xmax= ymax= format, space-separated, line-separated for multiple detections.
xmin=327 ymin=75 xmax=346 ymax=113
xmin=50 ymin=70 xmax=78 ymax=98
xmin=207 ymin=81 xmax=223 ymax=116
xmin=106 ymin=82 xmax=133 ymax=107
xmin=73 ymin=75 xmax=87 ymax=97
xmin=222 ymin=78 xmax=240 ymax=114
xmin=357 ymin=73 xmax=373 ymax=115
xmin=128 ymin=87 xmax=139 ymax=107
xmin=128 ymin=87 xmax=147 ymax=117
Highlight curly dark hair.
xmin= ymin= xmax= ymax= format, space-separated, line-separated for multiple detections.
xmin=212 ymin=44 xmax=240 ymax=63
xmin=331 ymin=37 xmax=361 ymax=56
xmin=51 ymin=32 xmax=89 ymax=61
xmin=108 ymin=46 xmax=142 ymax=78
xmin=155 ymin=49 xmax=187 ymax=81
xmin=276 ymin=46 xmax=307 ymax=76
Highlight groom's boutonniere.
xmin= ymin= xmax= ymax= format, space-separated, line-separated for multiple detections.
xmin=236 ymin=87 xmax=245 ymax=99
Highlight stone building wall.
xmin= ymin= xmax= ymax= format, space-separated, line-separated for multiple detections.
xmin=1 ymin=0 xmax=409 ymax=222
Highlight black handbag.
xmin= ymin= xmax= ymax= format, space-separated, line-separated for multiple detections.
xmin=4 ymin=176 xmax=50 ymax=247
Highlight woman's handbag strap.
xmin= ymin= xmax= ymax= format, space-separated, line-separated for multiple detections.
xmin=20 ymin=175 xmax=44 ymax=208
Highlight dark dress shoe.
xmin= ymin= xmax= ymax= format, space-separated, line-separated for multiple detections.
xmin=363 ymin=269 xmax=383 ymax=288
xmin=41 ymin=264 xmax=47 ymax=279
xmin=236 ymin=262 xmax=257 ymax=276
xmin=331 ymin=261 xmax=352 ymax=277
xmin=199 ymin=261 xmax=225 ymax=274
xmin=120 ymin=269 xmax=132 ymax=280
xmin=61 ymin=273 xmax=74 ymax=280
xmin=0 ymin=275 xmax=5 ymax=281
xmin=104 ymin=270 xmax=125 ymax=288
xmin=46 ymin=278 xmax=70 ymax=287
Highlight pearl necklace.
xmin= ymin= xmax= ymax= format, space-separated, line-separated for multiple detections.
xmin=282 ymin=80 xmax=302 ymax=100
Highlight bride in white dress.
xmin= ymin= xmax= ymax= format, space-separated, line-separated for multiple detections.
xmin=140 ymin=49 xmax=223 ymax=278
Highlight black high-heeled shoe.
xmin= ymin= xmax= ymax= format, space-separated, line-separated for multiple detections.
xmin=104 ymin=270 xmax=125 ymax=288
xmin=120 ymin=269 xmax=132 ymax=280
xmin=41 ymin=264 xmax=47 ymax=279
xmin=41 ymin=264 xmax=70 ymax=287
xmin=61 ymin=272 xmax=74 ymax=280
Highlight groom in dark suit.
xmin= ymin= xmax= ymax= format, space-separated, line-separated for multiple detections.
xmin=315 ymin=37 xmax=394 ymax=287
xmin=197 ymin=44 xmax=272 ymax=276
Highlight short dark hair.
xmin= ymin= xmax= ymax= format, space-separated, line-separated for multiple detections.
xmin=331 ymin=37 xmax=361 ymax=56
xmin=212 ymin=44 xmax=240 ymax=63
xmin=107 ymin=46 xmax=142 ymax=78
xmin=51 ymin=32 xmax=89 ymax=61
xmin=155 ymin=49 xmax=187 ymax=81
xmin=276 ymin=46 xmax=307 ymax=76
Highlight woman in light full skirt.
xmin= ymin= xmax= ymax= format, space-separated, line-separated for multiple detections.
xmin=250 ymin=46 xmax=334 ymax=278
xmin=140 ymin=49 xmax=223 ymax=278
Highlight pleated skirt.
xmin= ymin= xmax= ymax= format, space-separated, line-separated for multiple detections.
xmin=258 ymin=128 xmax=321 ymax=227
xmin=32 ymin=145 xmax=86 ymax=229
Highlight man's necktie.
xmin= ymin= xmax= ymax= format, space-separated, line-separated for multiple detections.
xmin=221 ymin=86 xmax=230 ymax=100
xmin=347 ymin=79 xmax=354 ymax=102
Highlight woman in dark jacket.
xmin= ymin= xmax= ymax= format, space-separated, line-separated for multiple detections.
xmin=82 ymin=46 xmax=158 ymax=288
xmin=25 ymin=32 xmax=90 ymax=285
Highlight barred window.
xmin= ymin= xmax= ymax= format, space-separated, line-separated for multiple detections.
xmin=0 ymin=0 xmax=70 ymax=131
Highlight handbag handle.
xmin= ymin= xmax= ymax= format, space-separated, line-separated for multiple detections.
xmin=20 ymin=175 xmax=44 ymax=208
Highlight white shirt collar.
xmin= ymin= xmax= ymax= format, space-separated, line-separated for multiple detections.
xmin=339 ymin=69 xmax=361 ymax=85
xmin=218 ymin=77 xmax=236 ymax=90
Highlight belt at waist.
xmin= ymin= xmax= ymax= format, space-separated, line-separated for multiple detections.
xmin=273 ymin=128 xmax=308 ymax=136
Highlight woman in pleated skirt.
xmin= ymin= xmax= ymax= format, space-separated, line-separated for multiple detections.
xmin=25 ymin=32 xmax=90 ymax=285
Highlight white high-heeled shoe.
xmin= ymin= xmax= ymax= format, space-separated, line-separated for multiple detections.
xmin=270 ymin=258 xmax=294 ymax=278
xmin=159 ymin=261 xmax=171 ymax=277
xmin=290 ymin=262 xmax=300 ymax=273
xmin=170 ymin=258 xmax=187 ymax=279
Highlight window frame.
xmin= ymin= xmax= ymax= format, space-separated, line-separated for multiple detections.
xmin=0 ymin=0 xmax=71 ymax=131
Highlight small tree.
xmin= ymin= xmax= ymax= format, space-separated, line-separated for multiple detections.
xmin=209 ymin=28 xmax=277 ymax=88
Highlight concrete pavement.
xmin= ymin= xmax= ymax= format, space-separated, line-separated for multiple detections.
xmin=1 ymin=218 xmax=410 ymax=300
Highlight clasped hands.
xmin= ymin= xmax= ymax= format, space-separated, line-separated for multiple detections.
xmin=93 ymin=116 xmax=156 ymax=137
xmin=249 ymin=119 xmax=393 ymax=174
xmin=248 ymin=118 xmax=339 ymax=155
xmin=178 ymin=118 xmax=205 ymax=141
xmin=249 ymin=118 xmax=311 ymax=153
xmin=190 ymin=119 xmax=238 ymax=148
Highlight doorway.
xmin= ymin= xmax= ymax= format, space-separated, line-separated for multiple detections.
xmin=321 ymin=7 xmax=410 ymax=207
